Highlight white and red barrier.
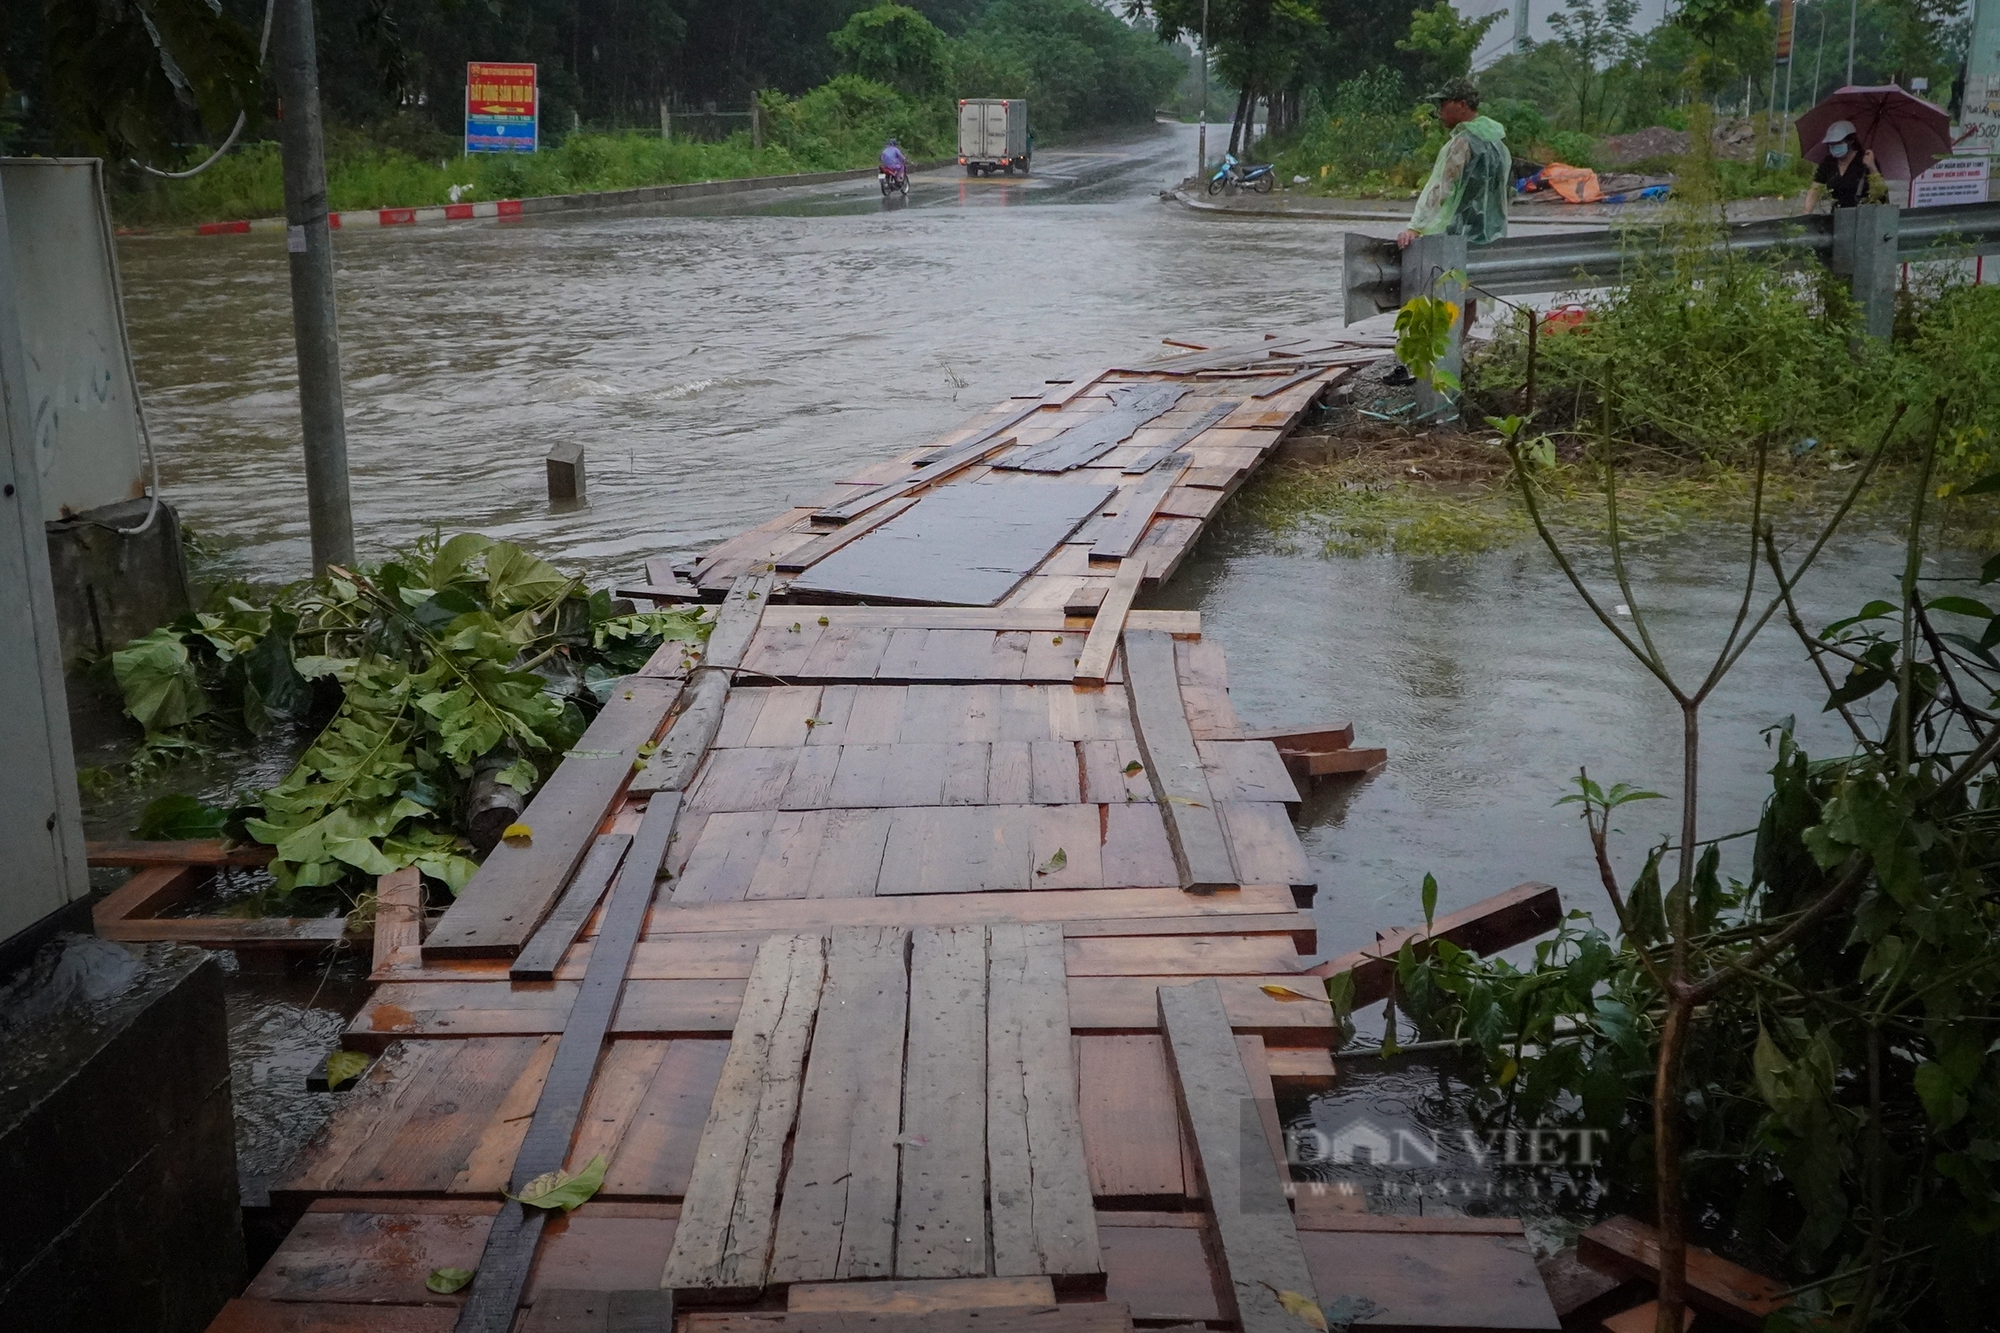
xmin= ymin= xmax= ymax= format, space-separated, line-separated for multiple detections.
xmin=192 ymin=198 xmax=524 ymax=236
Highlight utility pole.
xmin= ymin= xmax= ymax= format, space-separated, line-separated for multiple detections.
xmin=1846 ymin=0 xmax=1859 ymax=86
xmin=1514 ymin=0 xmax=1530 ymax=54
xmin=1198 ymin=0 xmax=1209 ymax=178
xmin=273 ymin=0 xmax=354 ymax=574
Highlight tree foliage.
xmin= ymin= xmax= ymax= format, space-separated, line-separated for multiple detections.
xmin=831 ymin=3 xmax=951 ymax=95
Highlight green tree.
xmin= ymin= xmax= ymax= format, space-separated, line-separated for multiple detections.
xmin=1546 ymin=0 xmax=1638 ymax=130
xmin=832 ymin=3 xmax=950 ymax=95
xmin=1396 ymin=0 xmax=1506 ymax=85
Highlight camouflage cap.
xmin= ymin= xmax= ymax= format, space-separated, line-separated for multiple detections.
xmin=1425 ymin=76 xmax=1481 ymax=107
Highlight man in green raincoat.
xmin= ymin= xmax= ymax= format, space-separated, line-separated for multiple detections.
xmin=1396 ymin=77 xmax=1510 ymax=252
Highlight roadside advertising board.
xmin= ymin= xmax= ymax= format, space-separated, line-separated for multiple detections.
xmin=466 ymin=63 xmax=538 ymax=153
xmin=1910 ymin=155 xmax=1991 ymax=207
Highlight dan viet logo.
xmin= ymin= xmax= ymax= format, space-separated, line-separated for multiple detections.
xmin=1290 ymin=1113 xmax=1609 ymax=1170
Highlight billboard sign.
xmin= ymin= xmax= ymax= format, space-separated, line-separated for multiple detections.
xmin=1774 ymin=0 xmax=1794 ymax=62
xmin=1910 ymin=155 xmax=1990 ymax=207
xmin=466 ymin=62 xmax=538 ymax=153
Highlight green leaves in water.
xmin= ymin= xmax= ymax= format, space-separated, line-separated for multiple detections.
xmin=134 ymin=792 xmax=230 ymax=841
xmin=105 ymin=532 xmax=712 ymax=903
xmin=507 ymin=1153 xmax=608 ymax=1213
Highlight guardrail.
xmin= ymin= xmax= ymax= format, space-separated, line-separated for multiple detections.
xmin=1345 ymin=199 xmax=2000 ymax=328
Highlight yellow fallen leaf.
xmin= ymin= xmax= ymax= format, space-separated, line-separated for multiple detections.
xmin=501 ymin=823 xmax=533 ymax=847
xmin=1052 ymin=634 xmax=1064 ymax=644
xmin=817 ymin=615 xmax=830 ymax=625
xmin=1036 ymin=848 xmax=1068 ymax=876
xmin=1259 ymin=1283 xmax=1329 ymax=1331
xmin=1260 ymin=983 xmax=1331 ymax=1004
xmin=1165 ymin=795 xmax=1207 ymax=808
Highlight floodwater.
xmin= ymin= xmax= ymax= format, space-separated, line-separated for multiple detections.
xmin=112 ymin=121 xmax=1941 ymax=1231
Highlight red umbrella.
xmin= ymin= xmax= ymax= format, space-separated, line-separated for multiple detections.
xmin=1795 ymin=84 xmax=1953 ymax=181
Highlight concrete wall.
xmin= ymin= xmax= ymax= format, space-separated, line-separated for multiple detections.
xmin=45 ymin=497 xmax=192 ymax=668
xmin=0 ymin=940 xmax=243 ymax=1333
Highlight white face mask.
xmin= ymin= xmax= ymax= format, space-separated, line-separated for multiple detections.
xmin=1830 ymin=142 xmax=1851 ymax=158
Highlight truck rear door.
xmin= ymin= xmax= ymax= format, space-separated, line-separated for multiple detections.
xmin=984 ymin=102 xmax=1010 ymax=158
xmin=958 ymin=101 xmax=985 ymax=158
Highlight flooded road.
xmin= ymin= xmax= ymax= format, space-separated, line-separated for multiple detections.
xmin=113 ymin=124 xmax=1935 ymax=1226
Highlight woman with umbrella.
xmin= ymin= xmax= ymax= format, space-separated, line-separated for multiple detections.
xmin=1801 ymin=119 xmax=1879 ymax=211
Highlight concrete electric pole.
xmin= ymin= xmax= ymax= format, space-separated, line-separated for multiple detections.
xmin=272 ymin=0 xmax=355 ymax=574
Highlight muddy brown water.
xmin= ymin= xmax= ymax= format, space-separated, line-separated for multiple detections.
xmin=109 ymin=123 xmax=1942 ymax=1236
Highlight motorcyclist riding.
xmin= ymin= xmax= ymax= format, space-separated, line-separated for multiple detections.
xmin=879 ymin=138 xmax=908 ymax=184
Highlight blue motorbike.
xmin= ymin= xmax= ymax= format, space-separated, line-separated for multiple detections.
xmin=1205 ymin=153 xmax=1276 ymax=195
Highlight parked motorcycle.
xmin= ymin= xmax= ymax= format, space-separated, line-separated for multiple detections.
xmin=880 ymin=165 xmax=909 ymax=196
xmin=1205 ymin=153 xmax=1276 ymax=195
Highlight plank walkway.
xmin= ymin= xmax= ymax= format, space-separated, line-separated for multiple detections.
xmin=212 ymin=331 xmax=1561 ymax=1333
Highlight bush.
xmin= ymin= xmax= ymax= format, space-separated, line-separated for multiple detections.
xmin=1273 ymin=68 xmax=1439 ymax=196
xmin=1543 ymin=128 xmax=1601 ymax=168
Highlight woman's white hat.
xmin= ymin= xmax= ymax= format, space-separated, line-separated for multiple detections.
xmin=1821 ymin=119 xmax=1858 ymax=143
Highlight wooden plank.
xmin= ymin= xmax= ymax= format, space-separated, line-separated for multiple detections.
xmin=91 ymin=864 xmax=205 ymax=926
xmin=792 ymin=481 xmax=1115 ymax=608
xmin=1063 ymin=911 xmax=1316 ymax=954
xmin=776 ymin=495 xmax=919 ymax=572
xmin=1295 ymin=1215 xmax=1524 ymax=1234
xmin=1294 ymin=1231 xmax=1561 ymax=1331
xmin=1088 ymin=457 xmax=1188 ymax=563
xmin=94 ymin=913 xmax=351 ymax=950
xmin=1064 ymin=935 xmax=1302 ymax=977
xmin=602 ymin=1039 xmax=731 ymax=1199
xmin=661 ymin=933 xmax=828 ymax=1298
xmin=770 ymin=926 xmax=911 ymax=1284
xmin=629 ymin=672 xmax=729 ymax=797
xmin=1264 ymin=1047 xmax=1338 ymax=1084
xmin=1073 ymin=562 xmax=1143 ymax=688
xmin=897 ymin=925 xmax=989 ymax=1278
xmin=1063 ymin=584 xmax=1106 ymax=617
xmin=86 ymin=838 xmax=271 ymax=868
xmin=1226 ymin=723 xmax=1355 ymax=752
xmin=700 ymin=573 xmax=774 ymax=674
xmin=1121 ymin=400 xmax=1239 ymax=474
xmin=684 ymin=1309 xmax=1132 ymax=1333
xmin=512 ymin=835 xmax=634 ymax=982
xmin=790 ymin=1277 xmax=1051 ymax=1314
xmin=211 ymin=1301 xmax=455 ymax=1332
xmin=987 ymin=922 xmax=1101 ymax=1289
xmin=997 ymin=385 xmax=1190 ymax=473
xmin=1578 ymin=1216 xmax=1790 ymax=1326
xmin=1157 ymin=980 xmax=1317 ymax=1333
xmin=646 ymin=884 xmax=1302 ymax=937
xmin=1305 ymin=883 xmax=1563 ymax=993
xmin=1122 ymin=631 xmax=1238 ymax=893
xmin=358 ymin=1037 xmax=550 ymax=1194
xmin=1076 ymin=1035 xmax=1186 ymax=1199
xmin=787 ymin=607 xmax=1192 ymax=634
xmin=813 ymin=402 xmax=1044 ymax=524
xmin=427 ymin=676 xmax=679 ymax=958
xmin=452 ymin=794 xmax=683 ymax=1332
xmin=1071 ymin=976 xmax=1335 ymax=1041
xmin=373 ymin=868 xmax=424 ymax=976
xmin=1099 ymin=1222 xmax=1223 ymax=1327
xmin=1217 ymin=803 xmax=1313 ymax=896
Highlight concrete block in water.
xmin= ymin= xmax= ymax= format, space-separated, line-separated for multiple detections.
xmin=0 ymin=937 xmax=242 ymax=1333
xmin=44 ymin=497 xmax=192 ymax=670
xmin=546 ymin=441 xmax=586 ymax=502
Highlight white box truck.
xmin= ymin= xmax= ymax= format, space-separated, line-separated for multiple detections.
xmin=958 ymin=98 xmax=1030 ymax=176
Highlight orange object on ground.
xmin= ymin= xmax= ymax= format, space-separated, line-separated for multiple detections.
xmin=1543 ymin=163 xmax=1604 ymax=203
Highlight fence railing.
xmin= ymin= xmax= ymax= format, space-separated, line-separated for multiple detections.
xmin=1344 ymin=200 xmax=2000 ymax=326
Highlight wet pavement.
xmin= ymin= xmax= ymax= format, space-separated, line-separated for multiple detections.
xmin=110 ymin=121 xmax=1939 ymax=1223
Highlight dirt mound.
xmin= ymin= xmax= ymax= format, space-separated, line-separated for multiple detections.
xmin=1599 ymin=125 xmax=1691 ymax=165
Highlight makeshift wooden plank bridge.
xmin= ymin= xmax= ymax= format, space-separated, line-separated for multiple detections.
xmin=211 ymin=332 xmax=1565 ymax=1333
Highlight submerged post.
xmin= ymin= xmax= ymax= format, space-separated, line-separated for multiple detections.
xmin=1404 ymin=231 xmax=1468 ymax=421
xmin=273 ymin=0 xmax=354 ymax=573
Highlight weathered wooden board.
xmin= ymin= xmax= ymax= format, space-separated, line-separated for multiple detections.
xmin=661 ymin=934 xmax=827 ymax=1298
xmin=1295 ymin=1230 xmax=1562 ymax=1331
xmin=426 ymin=677 xmax=679 ymax=958
xmin=791 ymin=481 xmax=1114 ymax=607
xmin=1075 ymin=1035 xmax=1189 ymax=1200
xmin=996 ymin=385 xmax=1190 ymax=473
xmin=897 ymin=925 xmax=990 ymax=1279
xmin=1088 ymin=456 xmax=1188 ymax=563
xmin=1578 ymin=1215 xmax=1790 ymax=1326
xmin=770 ymin=927 xmax=911 ymax=1283
xmin=1123 ymin=631 xmax=1238 ymax=893
xmin=1122 ymin=400 xmax=1240 ymax=474
xmin=453 ymin=794 xmax=683 ymax=1333
xmin=512 ymin=835 xmax=633 ymax=982
xmin=986 ymin=923 xmax=1101 ymax=1289
xmin=1158 ymin=980 xmax=1318 ymax=1333
xmin=788 ymin=1277 xmax=1051 ymax=1313
xmin=1073 ymin=562 xmax=1144 ymax=688
xmin=645 ymin=883 xmax=1304 ymax=937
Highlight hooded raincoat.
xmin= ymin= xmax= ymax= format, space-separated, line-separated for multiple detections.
xmin=1408 ymin=115 xmax=1510 ymax=245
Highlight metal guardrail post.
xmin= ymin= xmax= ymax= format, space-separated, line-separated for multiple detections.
xmin=1404 ymin=232 xmax=1468 ymax=419
xmin=1850 ymin=203 xmax=1900 ymax=340
xmin=1830 ymin=206 xmax=1856 ymax=276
